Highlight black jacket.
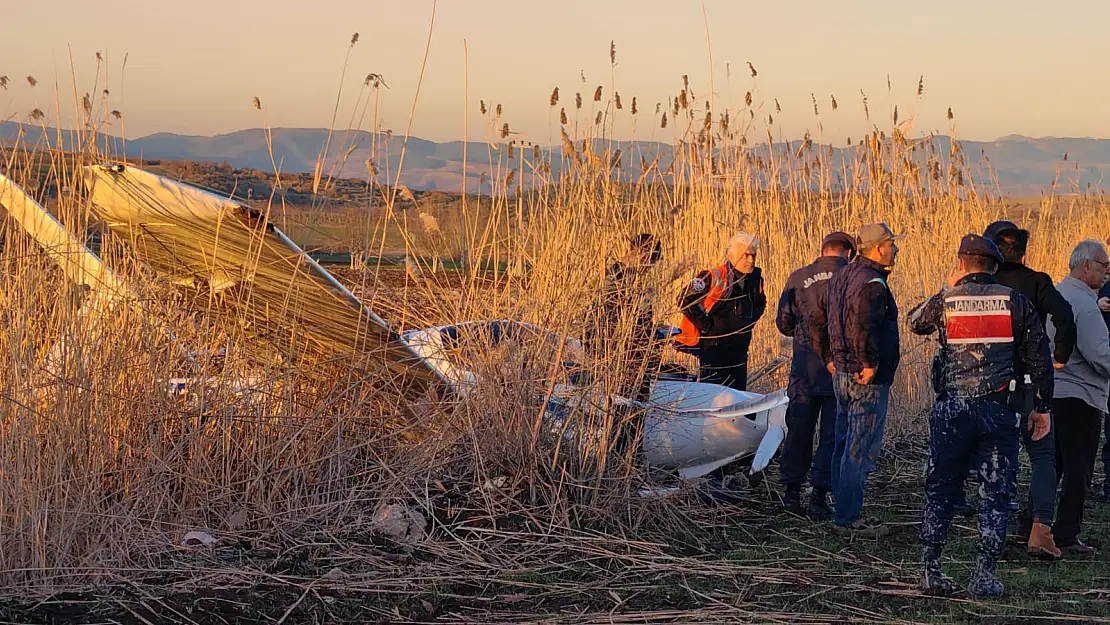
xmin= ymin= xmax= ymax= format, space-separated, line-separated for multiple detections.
xmin=908 ymin=273 xmax=1054 ymax=413
xmin=826 ymin=257 xmax=900 ymax=386
xmin=679 ymin=264 xmax=766 ymax=351
xmin=585 ymin=261 xmax=654 ymax=354
xmin=776 ymin=255 xmax=849 ymax=397
xmin=995 ymin=261 xmax=1077 ymax=365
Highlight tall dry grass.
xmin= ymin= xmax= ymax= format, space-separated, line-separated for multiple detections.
xmin=0 ymin=43 xmax=1107 ymax=598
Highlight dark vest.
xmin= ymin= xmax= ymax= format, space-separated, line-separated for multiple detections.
xmin=940 ymin=281 xmax=1017 ymax=399
xmin=827 ymin=257 xmax=900 ymax=386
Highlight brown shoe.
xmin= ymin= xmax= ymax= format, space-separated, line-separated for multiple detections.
xmin=832 ymin=518 xmax=890 ymax=538
xmin=1061 ymin=539 xmax=1097 ymax=556
xmin=1027 ymin=521 xmax=1062 ymax=560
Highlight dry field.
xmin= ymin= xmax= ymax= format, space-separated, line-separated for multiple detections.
xmin=1 ymin=41 xmax=1109 ymax=624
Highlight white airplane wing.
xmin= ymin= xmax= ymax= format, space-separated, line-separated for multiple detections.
xmin=0 ymin=173 xmax=129 ymax=309
xmin=82 ymin=164 xmax=450 ymax=393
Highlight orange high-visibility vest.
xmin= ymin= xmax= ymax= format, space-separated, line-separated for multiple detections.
xmin=675 ymin=262 xmax=730 ymax=347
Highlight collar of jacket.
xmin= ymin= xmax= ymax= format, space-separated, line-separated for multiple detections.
xmin=1060 ymin=275 xmax=1098 ymax=301
xmin=954 ymin=272 xmax=998 ymax=287
xmin=813 ymin=255 xmax=849 ymax=271
xmin=855 ymin=256 xmax=891 ymax=274
xmin=726 ymin=263 xmax=761 ymax=281
xmin=1000 ymin=261 xmax=1026 ymax=272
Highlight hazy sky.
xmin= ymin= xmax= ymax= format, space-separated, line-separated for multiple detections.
xmin=2 ymin=0 xmax=1108 ymax=144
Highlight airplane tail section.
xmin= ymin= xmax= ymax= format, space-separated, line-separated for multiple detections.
xmin=750 ymin=400 xmax=789 ymax=474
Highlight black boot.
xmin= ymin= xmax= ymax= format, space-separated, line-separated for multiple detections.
xmin=782 ymin=484 xmax=805 ymax=516
xmin=967 ymin=553 xmax=1005 ymax=599
xmin=806 ymin=487 xmax=833 ymax=521
xmin=921 ymin=547 xmax=956 ymax=595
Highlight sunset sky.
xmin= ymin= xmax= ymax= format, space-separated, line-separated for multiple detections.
xmin=2 ymin=0 xmax=1107 ymax=144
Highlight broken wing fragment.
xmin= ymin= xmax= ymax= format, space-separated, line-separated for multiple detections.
xmin=82 ymin=164 xmax=450 ymax=395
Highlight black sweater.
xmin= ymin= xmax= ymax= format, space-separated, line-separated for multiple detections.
xmin=995 ymin=261 xmax=1077 ymax=365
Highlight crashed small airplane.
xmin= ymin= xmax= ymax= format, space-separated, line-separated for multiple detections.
xmin=404 ymin=321 xmax=788 ymax=479
xmin=0 ymin=164 xmax=790 ymax=482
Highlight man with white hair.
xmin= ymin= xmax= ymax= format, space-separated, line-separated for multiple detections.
xmin=1048 ymin=238 xmax=1110 ymax=555
xmin=676 ymin=232 xmax=767 ymax=391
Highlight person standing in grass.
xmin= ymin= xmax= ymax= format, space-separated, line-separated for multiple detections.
xmin=981 ymin=220 xmax=1075 ymax=560
xmin=675 ymin=233 xmax=766 ymax=391
xmin=825 ymin=223 xmax=902 ymax=537
xmin=585 ymin=233 xmax=666 ymax=465
xmin=1047 ymin=239 xmax=1110 ymax=555
xmin=775 ymin=231 xmax=857 ymax=520
xmin=909 ymin=234 xmax=1053 ymax=598
xmin=586 ymin=233 xmax=664 ymax=402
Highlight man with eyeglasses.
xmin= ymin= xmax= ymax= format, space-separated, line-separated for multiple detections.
xmin=676 ymin=232 xmax=767 ymax=391
xmin=1047 ymin=239 xmax=1110 ymax=555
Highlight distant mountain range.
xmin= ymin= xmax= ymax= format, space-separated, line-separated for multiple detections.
xmin=3 ymin=122 xmax=1107 ymax=197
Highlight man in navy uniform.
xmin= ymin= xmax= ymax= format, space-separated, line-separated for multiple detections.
xmin=908 ymin=234 xmax=1053 ymax=598
xmin=775 ymin=232 xmax=857 ymax=519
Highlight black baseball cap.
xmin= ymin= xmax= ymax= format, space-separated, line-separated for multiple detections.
xmin=822 ymin=231 xmax=858 ymax=256
xmin=983 ymin=220 xmax=1027 ymax=243
xmin=958 ymin=233 xmax=1004 ymax=264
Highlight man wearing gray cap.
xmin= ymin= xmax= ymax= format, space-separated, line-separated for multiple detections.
xmin=908 ymin=234 xmax=1053 ymax=598
xmin=826 ymin=223 xmax=903 ymax=537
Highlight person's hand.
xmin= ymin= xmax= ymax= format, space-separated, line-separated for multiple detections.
xmin=1028 ymin=411 xmax=1051 ymax=442
xmin=826 ymin=362 xmax=836 ymax=376
xmin=854 ymin=367 xmax=876 ymax=385
xmin=1053 ymin=361 xmax=1066 ymax=370
xmin=1098 ymin=296 xmax=1110 ymax=313
xmin=946 ymin=268 xmax=968 ymax=290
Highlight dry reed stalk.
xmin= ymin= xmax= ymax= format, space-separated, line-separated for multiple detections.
xmin=1 ymin=37 xmax=1107 ymax=625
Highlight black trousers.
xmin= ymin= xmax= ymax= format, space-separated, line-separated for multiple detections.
xmin=697 ymin=335 xmax=752 ymax=392
xmin=613 ymin=346 xmax=661 ymax=465
xmin=780 ymin=395 xmax=837 ymax=490
xmin=1053 ymin=397 xmax=1104 ymax=546
xmin=1102 ymin=397 xmax=1110 ymax=494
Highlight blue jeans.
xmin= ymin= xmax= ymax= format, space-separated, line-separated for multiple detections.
xmin=831 ymin=373 xmax=890 ymax=526
xmin=921 ymin=397 xmax=1020 ymax=558
xmin=780 ymin=395 xmax=837 ymax=491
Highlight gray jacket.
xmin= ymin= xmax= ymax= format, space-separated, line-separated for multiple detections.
xmin=1047 ymin=276 xmax=1110 ymax=411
